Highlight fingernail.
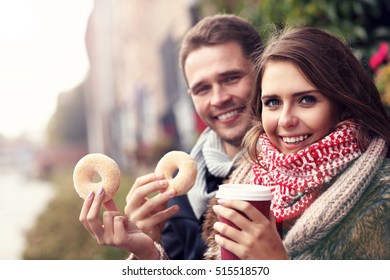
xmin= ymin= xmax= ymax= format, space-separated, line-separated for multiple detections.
xmin=217 ymin=199 xmax=225 ymax=205
xmin=159 ymin=180 xmax=168 ymax=188
xmin=212 ymin=205 xmax=219 ymax=211
xmin=165 ymin=189 xmax=175 ymax=198
xmin=86 ymin=191 xmax=94 ymax=199
xmin=97 ymin=186 xmax=104 ymax=196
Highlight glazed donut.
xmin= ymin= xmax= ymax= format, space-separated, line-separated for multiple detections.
xmin=155 ymin=151 xmax=197 ymax=196
xmin=73 ymin=153 xmax=121 ymax=203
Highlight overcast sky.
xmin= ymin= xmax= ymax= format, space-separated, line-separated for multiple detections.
xmin=0 ymin=0 xmax=93 ymax=141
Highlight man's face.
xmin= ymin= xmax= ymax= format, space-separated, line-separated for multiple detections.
xmin=184 ymin=41 xmax=254 ymax=153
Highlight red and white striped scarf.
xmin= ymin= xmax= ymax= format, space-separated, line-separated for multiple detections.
xmin=252 ymin=120 xmax=362 ymax=222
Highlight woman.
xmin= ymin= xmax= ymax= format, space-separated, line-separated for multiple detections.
xmin=204 ymin=27 xmax=390 ymax=259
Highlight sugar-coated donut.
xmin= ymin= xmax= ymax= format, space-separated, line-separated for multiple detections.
xmin=155 ymin=151 xmax=197 ymax=196
xmin=73 ymin=153 xmax=121 ymax=203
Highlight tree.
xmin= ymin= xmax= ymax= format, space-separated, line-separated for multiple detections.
xmin=200 ymin=0 xmax=390 ymax=63
xmin=46 ymin=83 xmax=88 ymax=146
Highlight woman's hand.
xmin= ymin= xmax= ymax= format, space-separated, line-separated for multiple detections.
xmin=124 ymin=173 xmax=180 ymax=242
xmin=212 ymin=199 xmax=288 ymax=260
xmin=79 ymin=186 xmax=159 ymax=260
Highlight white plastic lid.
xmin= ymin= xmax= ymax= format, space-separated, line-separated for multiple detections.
xmin=216 ymin=184 xmax=273 ymax=201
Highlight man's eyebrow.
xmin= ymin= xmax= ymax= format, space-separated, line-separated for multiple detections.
xmin=220 ymin=69 xmax=246 ymax=76
xmin=189 ymin=81 xmax=205 ymax=92
xmin=189 ymin=69 xmax=247 ymax=92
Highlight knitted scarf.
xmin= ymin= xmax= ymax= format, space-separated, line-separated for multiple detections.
xmin=284 ymin=136 xmax=387 ymax=255
xmin=252 ymin=120 xmax=362 ymax=222
xmin=188 ymin=128 xmax=241 ymax=219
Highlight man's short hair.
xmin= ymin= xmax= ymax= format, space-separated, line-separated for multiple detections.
xmin=179 ymin=14 xmax=263 ymax=81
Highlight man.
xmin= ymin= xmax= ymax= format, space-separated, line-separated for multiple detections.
xmin=124 ymin=14 xmax=263 ymax=259
xmin=79 ymin=14 xmax=263 ymax=260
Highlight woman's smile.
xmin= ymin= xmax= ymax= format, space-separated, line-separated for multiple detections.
xmin=279 ymin=134 xmax=311 ymax=153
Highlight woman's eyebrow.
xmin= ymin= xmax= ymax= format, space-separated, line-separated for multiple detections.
xmin=261 ymin=89 xmax=320 ymax=100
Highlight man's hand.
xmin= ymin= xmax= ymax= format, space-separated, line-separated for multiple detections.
xmin=124 ymin=173 xmax=180 ymax=242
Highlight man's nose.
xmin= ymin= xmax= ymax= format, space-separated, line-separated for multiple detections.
xmin=210 ymin=84 xmax=230 ymax=106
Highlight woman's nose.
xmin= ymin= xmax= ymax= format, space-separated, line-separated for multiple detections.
xmin=278 ymin=107 xmax=299 ymax=128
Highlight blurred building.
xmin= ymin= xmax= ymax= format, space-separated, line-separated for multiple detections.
xmin=84 ymin=0 xmax=202 ymax=168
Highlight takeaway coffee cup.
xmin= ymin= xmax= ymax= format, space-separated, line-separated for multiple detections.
xmin=215 ymin=184 xmax=273 ymax=260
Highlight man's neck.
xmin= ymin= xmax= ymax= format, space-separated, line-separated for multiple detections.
xmin=223 ymin=142 xmax=241 ymax=159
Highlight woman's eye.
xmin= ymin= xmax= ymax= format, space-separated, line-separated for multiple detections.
xmin=300 ymin=95 xmax=317 ymax=105
xmin=264 ymin=99 xmax=281 ymax=107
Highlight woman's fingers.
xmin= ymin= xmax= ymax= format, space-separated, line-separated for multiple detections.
xmin=212 ymin=199 xmax=287 ymax=260
xmin=101 ymin=211 xmax=117 ymax=238
xmin=84 ymin=187 xmax=106 ymax=239
xmin=214 ymin=199 xmax=269 ymax=229
xmin=103 ymin=199 xmax=118 ymax=212
xmin=214 ymin=233 xmax=244 ymax=257
xmin=77 ymin=185 xmax=160 ymax=257
xmin=79 ymin=191 xmax=95 ymax=235
xmin=212 ymin=199 xmax=272 ymax=244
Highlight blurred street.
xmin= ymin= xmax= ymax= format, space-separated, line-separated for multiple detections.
xmin=0 ymin=167 xmax=55 ymax=259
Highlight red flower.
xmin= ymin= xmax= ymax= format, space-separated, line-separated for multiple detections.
xmin=369 ymin=42 xmax=389 ymax=70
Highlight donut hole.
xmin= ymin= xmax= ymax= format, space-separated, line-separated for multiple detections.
xmin=92 ymin=172 xmax=102 ymax=183
xmin=150 ymin=169 xmax=179 ymax=198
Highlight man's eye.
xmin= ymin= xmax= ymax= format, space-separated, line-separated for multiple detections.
xmin=193 ymin=85 xmax=210 ymax=95
xmin=223 ymin=76 xmax=240 ymax=84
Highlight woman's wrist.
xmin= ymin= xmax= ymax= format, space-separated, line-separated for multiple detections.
xmin=143 ymin=242 xmax=161 ymax=260
xmin=130 ymin=241 xmax=167 ymax=260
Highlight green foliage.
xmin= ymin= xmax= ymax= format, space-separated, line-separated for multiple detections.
xmin=23 ymin=167 xmax=135 ymax=260
xmin=199 ymin=0 xmax=390 ymax=114
xmin=46 ymin=83 xmax=88 ymax=146
xmin=199 ymin=0 xmax=390 ymax=62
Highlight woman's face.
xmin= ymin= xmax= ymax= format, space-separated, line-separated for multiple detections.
xmin=261 ymin=61 xmax=341 ymax=154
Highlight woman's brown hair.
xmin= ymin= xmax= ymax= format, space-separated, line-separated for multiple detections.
xmin=244 ymin=27 xmax=390 ymax=162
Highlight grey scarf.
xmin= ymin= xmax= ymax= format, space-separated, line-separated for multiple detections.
xmin=188 ymin=128 xmax=241 ymax=219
